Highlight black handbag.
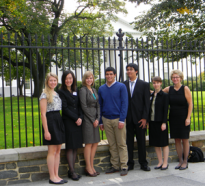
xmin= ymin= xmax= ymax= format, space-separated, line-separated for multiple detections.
xmin=188 ymin=146 xmax=204 ymax=162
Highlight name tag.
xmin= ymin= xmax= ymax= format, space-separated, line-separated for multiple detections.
xmin=73 ymin=92 xmax=77 ymax=96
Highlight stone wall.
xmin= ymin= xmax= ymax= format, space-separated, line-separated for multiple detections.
xmin=0 ymin=131 xmax=205 ymax=185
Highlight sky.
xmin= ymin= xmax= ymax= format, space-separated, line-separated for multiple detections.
xmin=64 ymin=0 xmax=151 ymax=23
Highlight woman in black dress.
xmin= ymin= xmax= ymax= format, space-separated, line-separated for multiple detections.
xmin=58 ymin=71 xmax=83 ymax=181
xmin=149 ymin=76 xmax=169 ymax=170
xmin=163 ymin=69 xmax=192 ymax=170
xmin=79 ymin=71 xmax=100 ymax=177
xmin=40 ymin=73 xmax=66 ymax=184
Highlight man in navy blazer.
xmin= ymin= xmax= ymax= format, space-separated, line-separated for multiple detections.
xmin=124 ymin=63 xmax=151 ymax=171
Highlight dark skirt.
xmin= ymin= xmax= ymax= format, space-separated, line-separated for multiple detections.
xmin=63 ymin=119 xmax=83 ymax=149
xmin=149 ymin=121 xmax=169 ymax=147
xmin=43 ymin=111 xmax=65 ymax=145
xmin=169 ymin=113 xmax=190 ymax=139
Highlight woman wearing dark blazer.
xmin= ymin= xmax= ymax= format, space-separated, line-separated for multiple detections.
xmin=79 ymin=71 xmax=100 ymax=177
xmin=58 ymin=70 xmax=83 ymax=181
xmin=148 ymin=76 xmax=169 ymax=170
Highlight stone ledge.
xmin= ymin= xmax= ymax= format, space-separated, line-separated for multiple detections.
xmin=0 ymin=131 xmax=205 ymax=163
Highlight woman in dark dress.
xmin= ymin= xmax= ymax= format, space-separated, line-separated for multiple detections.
xmin=149 ymin=76 xmax=169 ymax=170
xmin=58 ymin=71 xmax=83 ymax=181
xmin=79 ymin=71 xmax=100 ymax=177
xmin=163 ymin=69 xmax=192 ymax=170
xmin=40 ymin=73 xmax=67 ymax=184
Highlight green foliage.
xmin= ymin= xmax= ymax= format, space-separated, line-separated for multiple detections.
xmin=129 ymin=0 xmax=205 ymax=60
xmin=0 ymin=0 xmax=127 ymax=97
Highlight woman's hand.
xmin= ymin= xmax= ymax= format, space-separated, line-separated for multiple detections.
xmin=44 ymin=131 xmax=51 ymax=141
xmin=161 ymin=123 xmax=166 ymax=131
xmin=76 ymin=118 xmax=82 ymax=126
xmin=93 ymin=120 xmax=99 ymax=128
xmin=185 ymin=118 xmax=190 ymax=126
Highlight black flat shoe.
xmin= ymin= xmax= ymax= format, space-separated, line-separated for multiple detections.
xmin=154 ymin=164 xmax=162 ymax=169
xmin=161 ymin=164 xmax=169 ymax=170
xmin=49 ymin=179 xmax=64 ymax=184
xmin=175 ymin=165 xmax=181 ymax=169
xmin=61 ymin=180 xmax=68 ymax=183
xmin=68 ymin=171 xmax=79 ymax=181
xmin=179 ymin=164 xmax=188 ymax=170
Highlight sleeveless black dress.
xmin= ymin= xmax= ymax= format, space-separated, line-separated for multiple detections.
xmin=169 ymin=85 xmax=190 ymax=139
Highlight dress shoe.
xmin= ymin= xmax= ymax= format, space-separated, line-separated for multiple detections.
xmin=141 ymin=166 xmax=151 ymax=171
xmin=154 ymin=164 xmax=162 ymax=169
xmin=161 ymin=164 xmax=169 ymax=170
xmin=105 ymin=167 xmax=120 ymax=174
xmin=179 ymin=164 xmax=188 ymax=170
xmin=49 ymin=179 xmax=64 ymax=184
xmin=128 ymin=165 xmax=134 ymax=171
xmin=175 ymin=164 xmax=181 ymax=169
xmin=68 ymin=171 xmax=79 ymax=181
xmin=85 ymin=168 xmax=97 ymax=177
xmin=77 ymin=173 xmax=82 ymax=179
xmin=94 ymin=171 xmax=100 ymax=175
xmin=120 ymin=169 xmax=128 ymax=176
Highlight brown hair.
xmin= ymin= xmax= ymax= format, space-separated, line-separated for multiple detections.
xmin=82 ymin=71 xmax=95 ymax=86
xmin=151 ymin=76 xmax=162 ymax=83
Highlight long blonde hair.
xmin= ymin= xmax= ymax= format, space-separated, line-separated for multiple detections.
xmin=43 ymin=73 xmax=58 ymax=103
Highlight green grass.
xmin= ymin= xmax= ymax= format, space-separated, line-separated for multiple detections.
xmin=0 ymin=91 xmax=204 ymax=149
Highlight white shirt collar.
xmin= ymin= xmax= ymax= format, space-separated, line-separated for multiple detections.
xmin=129 ymin=77 xmax=137 ymax=83
xmin=106 ymin=80 xmax=116 ymax=88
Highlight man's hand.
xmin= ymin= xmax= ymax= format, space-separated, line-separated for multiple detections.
xmin=118 ymin=122 xmax=124 ymax=129
xmin=139 ymin=119 xmax=146 ymax=129
xmin=99 ymin=124 xmax=104 ymax=131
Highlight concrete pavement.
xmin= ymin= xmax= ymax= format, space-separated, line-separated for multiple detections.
xmin=10 ymin=162 xmax=205 ymax=186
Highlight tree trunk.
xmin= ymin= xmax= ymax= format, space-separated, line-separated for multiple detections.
xmin=17 ymin=77 xmax=24 ymax=96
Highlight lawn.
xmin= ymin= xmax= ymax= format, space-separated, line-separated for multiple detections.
xmin=0 ymin=91 xmax=204 ymax=149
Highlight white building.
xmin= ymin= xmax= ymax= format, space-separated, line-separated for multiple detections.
xmin=0 ymin=18 xmax=203 ymax=97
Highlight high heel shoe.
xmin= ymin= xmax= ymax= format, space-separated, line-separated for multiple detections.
xmin=179 ymin=164 xmax=188 ymax=170
xmin=94 ymin=171 xmax=100 ymax=175
xmin=85 ymin=169 xmax=97 ymax=177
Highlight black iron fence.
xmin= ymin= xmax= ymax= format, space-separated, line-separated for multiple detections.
xmin=0 ymin=29 xmax=205 ymax=149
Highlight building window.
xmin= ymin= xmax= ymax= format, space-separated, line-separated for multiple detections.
xmin=6 ymin=80 xmax=11 ymax=86
xmin=25 ymin=79 xmax=30 ymax=89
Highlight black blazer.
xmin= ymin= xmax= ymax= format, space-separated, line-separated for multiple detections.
xmin=124 ymin=79 xmax=150 ymax=125
xmin=58 ymin=89 xmax=83 ymax=121
xmin=149 ymin=90 xmax=168 ymax=123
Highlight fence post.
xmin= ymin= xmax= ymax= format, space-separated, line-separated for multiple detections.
xmin=116 ymin=28 xmax=124 ymax=82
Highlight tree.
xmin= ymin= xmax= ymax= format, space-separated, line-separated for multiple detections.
xmin=0 ymin=0 xmax=127 ymax=97
xmin=128 ymin=0 xmax=205 ymax=60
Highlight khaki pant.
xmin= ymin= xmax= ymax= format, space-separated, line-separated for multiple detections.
xmin=102 ymin=116 xmax=128 ymax=170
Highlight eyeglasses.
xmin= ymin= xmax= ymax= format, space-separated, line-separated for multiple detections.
xmin=172 ymin=76 xmax=180 ymax=79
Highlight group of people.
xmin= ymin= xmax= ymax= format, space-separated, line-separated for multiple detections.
xmin=40 ymin=63 xmax=192 ymax=184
